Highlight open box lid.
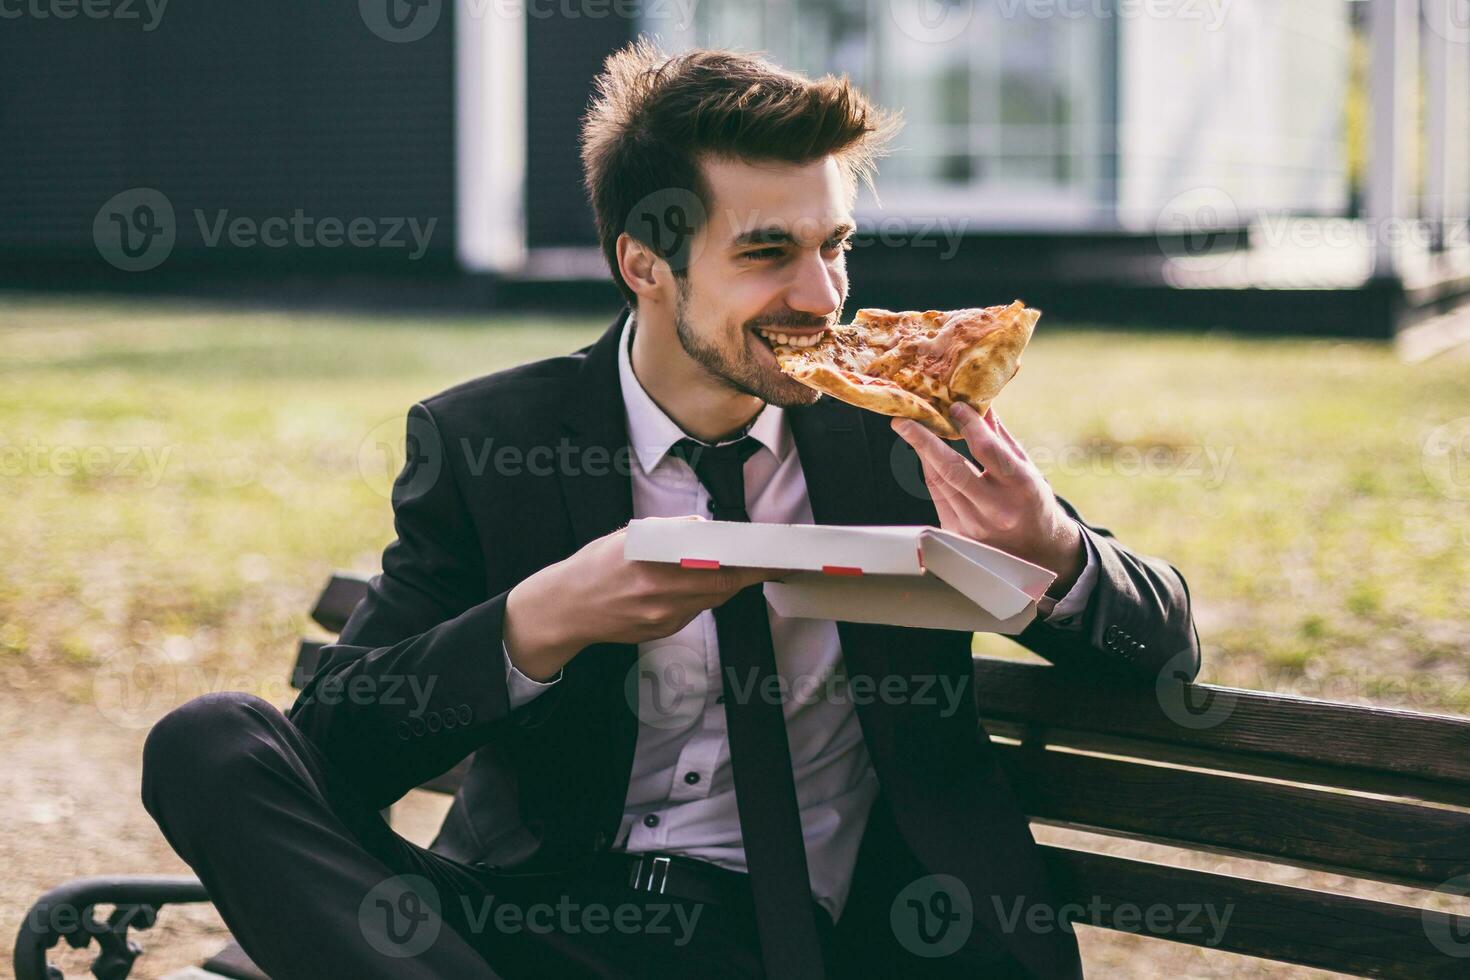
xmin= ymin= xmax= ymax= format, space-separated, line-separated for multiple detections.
xmin=623 ymin=518 xmax=1056 ymax=633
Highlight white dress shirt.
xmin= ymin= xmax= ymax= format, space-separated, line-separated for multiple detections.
xmin=502 ymin=312 xmax=1097 ymax=919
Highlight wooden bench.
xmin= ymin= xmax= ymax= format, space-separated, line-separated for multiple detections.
xmin=15 ymin=572 xmax=1470 ymax=979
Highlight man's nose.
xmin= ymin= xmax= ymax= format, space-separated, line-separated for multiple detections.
xmin=784 ymin=250 xmax=843 ymax=319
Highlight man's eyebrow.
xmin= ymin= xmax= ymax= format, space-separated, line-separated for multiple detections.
xmin=729 ymin=222 xmax=856 ymax=248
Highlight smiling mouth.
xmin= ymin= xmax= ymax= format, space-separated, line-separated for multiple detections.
xmin=753 ymin=325 xmax=828 ymax=349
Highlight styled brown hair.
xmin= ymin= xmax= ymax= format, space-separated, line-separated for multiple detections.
xmin=580 ymin=38 xmax=900 ymax=304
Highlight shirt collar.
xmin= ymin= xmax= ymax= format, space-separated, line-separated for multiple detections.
xmin=617 ymin=309 xmax=789 ymax=476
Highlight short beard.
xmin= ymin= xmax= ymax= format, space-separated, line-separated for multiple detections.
xmin=672 ymin=277 xmax=826 ymax=409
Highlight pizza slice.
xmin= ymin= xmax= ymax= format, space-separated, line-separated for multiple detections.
xmin=771 ymin=300 xmax=1040 ymax=440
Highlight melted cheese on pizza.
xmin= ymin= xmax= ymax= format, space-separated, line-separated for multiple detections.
xmin=772 ymin=301 xmax=1039 ymax=439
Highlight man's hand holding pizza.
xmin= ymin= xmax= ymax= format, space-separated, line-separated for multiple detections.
xmin=892 ymin=401 xmax=1086 ymax=599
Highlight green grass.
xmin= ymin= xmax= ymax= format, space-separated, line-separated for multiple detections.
xmin=3 ymin=294 xmax=1468 ymax=716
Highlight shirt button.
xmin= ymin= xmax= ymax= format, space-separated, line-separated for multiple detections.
xmin=683 ymin=771 xmax=701 ymax=785
xmin=643 ymin=814 xmax=660 ymax=829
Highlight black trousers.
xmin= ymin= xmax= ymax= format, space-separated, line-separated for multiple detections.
xmin=141 ymin=691 xmax=1032 ymax=979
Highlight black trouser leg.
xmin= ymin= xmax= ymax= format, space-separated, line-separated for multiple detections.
xmin=141 ymin=690 xmax=507 ymax=980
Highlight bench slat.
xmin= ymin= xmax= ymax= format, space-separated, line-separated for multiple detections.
xmin=1039 ymin=843 xmax=1470 ymax=979
xmin=310 ymin=573 xmax=370 ymax=633
xmin=975 ymin=658 xmax=1470 ymax=791
xmin=290 ymin=639 xmax=328 ymax=690
xmin=992 ymin=741 xmax=1470 ymax=888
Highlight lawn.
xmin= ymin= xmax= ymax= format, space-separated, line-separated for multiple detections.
xmin=4 ymin=293 xmax=1466 ymax=715
xmin=2 ymin=293 xmax=1468 ymax=978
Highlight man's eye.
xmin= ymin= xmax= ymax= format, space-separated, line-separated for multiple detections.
xmin=743 ymin=247 xmax=785 ymax=260
xmin=823 ymin=237 xmax=854 ymax=253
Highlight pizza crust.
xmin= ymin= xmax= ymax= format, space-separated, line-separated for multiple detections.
xmin=774 ymin=301 xmax=1040 ymax=440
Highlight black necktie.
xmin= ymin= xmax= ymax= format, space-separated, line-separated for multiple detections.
xmin=668 ymin=436 xmax=826 ymax=979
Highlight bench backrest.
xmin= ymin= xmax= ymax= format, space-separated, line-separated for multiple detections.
xmin=291 ymin=573 xmax=1470 ymax=978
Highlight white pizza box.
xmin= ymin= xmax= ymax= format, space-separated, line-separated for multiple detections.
xmin=623 ymin=517 xmax=1057 ymax=633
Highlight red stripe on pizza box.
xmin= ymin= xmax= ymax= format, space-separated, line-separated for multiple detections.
xmin=680 ymin=558 xmax=720 ymax=570
xmin=821 ymin=565 xmax=863 ymax=577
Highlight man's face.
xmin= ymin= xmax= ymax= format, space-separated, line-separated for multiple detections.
xmin=672 ymin=155 xmax=854 ymax=407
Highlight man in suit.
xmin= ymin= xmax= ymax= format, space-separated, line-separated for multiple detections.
xmin=141 ymin=40 xmax=1199 ymax=979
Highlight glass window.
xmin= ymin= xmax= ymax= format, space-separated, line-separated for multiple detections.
xmin=645 ymin=0 xmax=1113 ymax=225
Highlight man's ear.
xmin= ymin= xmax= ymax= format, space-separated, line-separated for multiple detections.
xmin=616 ymin=233 xmax=665 ymax=302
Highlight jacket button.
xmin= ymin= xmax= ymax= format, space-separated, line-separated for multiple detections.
xmin=409 ymin=717 xmax=426 ymax=737
xmin=458 ymin=704 xmax=473 ymax=724
xmin=395 ymin=721 xmax=411 ymax=741
xmin=426 ymin=712 xmax=443 ymax=733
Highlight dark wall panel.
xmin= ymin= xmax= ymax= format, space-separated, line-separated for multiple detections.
xmin=0 ymin=0 xmax=456 ymax=272
xmin=524 ymin=13 xmax=634 ymax=249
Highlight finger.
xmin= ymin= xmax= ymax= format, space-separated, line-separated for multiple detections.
xmin=949 ymin=402 xmax=1024 ymax=479
xmin=893 ymin=420 xmax=987 ymax=523
xmin=985 ymin=407 xmax=1028 ymax=458
xmin=893 ymin=418 xmax=982 ymax=492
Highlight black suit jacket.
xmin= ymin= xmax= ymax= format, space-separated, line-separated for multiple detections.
xmin=287 ymin=311 xmax=1201 ymax=979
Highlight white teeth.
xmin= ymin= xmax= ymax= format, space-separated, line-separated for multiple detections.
xmin=756 ymin=328 xmax=824 ymax=348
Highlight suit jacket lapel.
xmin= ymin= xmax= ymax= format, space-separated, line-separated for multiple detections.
xmin=558 ymin=311 xmax=635 ymax=549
